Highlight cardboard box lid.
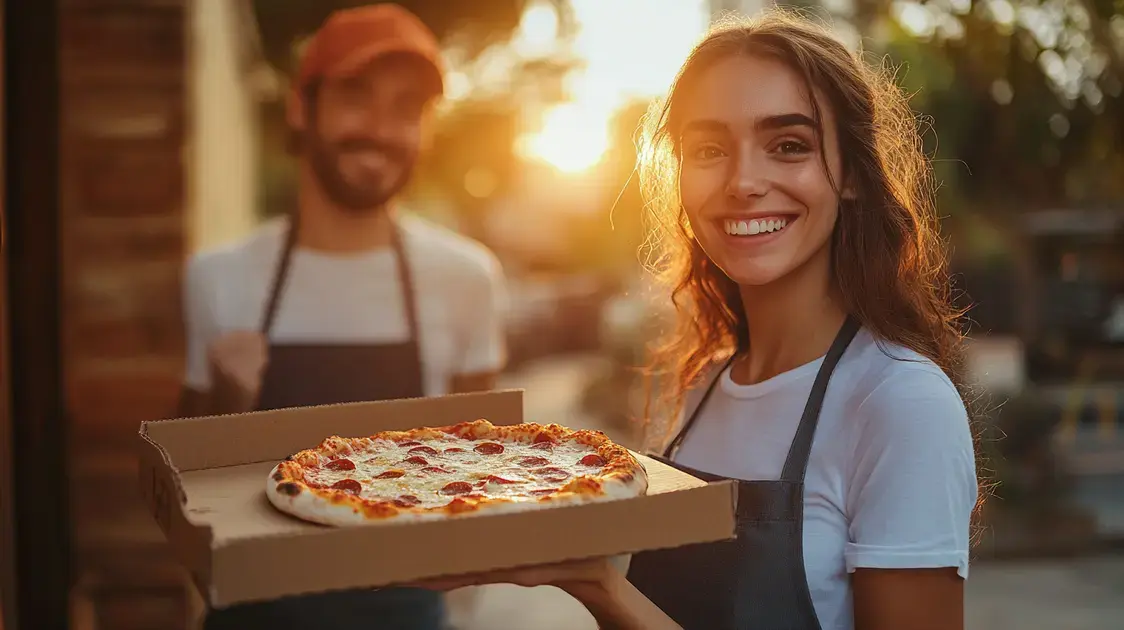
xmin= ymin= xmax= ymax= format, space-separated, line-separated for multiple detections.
xmin=138 ymin=390 xmax=737 ymax=607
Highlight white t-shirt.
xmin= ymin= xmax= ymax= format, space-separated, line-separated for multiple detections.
xmin=182 ymin=214 xmax=508 ymax=396
xmin=672 ymin=328 xmax=977 ymax=630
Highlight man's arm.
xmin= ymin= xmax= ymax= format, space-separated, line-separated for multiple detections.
xmin=176 ymin=255 xmax=268 ymax=418
xmin=177 ymin=255 xmax=216 ymax=419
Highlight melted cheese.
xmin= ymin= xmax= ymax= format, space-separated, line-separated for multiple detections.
xmin=304 ymin=434 xmax=605 ymax=510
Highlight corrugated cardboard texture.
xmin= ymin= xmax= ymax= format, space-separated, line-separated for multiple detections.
xmin=138 ymin=390 xmax=738 ymax=607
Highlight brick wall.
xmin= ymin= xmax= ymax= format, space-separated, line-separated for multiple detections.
xmin=60 ymin=1 xmax=196 ymax=628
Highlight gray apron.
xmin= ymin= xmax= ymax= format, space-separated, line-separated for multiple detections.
xmin=627 ymin=317 xmax=860 ymax=630
xmin=204 ymin=216 xmax=444 ymax=630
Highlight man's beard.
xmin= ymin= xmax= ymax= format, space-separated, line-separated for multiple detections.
xmin=306 ymin=133 xmax=414 ymax=213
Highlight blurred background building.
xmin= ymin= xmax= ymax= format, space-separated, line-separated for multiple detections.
xmin=3 ymin=0 xmax=1124 ymax=628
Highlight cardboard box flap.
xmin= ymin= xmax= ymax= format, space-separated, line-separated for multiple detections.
xmin=136 ymin=428 xmax=215 ymax=584
xmin=140 ymin=389 xmax=524 ymax=471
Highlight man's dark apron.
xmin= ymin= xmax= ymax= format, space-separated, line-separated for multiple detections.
xmin=204 ymin=217 xmax=445 ymax=630
xmin=627 ymin=317 xmax=860 ymax=630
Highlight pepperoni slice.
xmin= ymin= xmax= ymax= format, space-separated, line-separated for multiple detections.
xmin=533 ymin=432 xmax=555 ymax=444
xmin=530 ymin=441 xmax=554 ymax=452
xmin=483 ymin=475 xmax=519 ymax=485
xmin=518 ymin=455 xmax=550 ymax=468
xmin=324 ymin=459 xmax=355 ymax=471
xmin=330 ymin=479 xmax=362 ymax=495
xmin=375 ymin=470 xmax=405 ymax=479
xmin=408 ymin=445 xmax=439 ymax=456
xmin=474 ymin=442 xmax=505 ymax=455
xmin=403 ymin=456 xmax=429 ymax=466
xmin=398 ymin=441 xmax=422 ymax=448
xmin=444 ymin=447 xmax=466 ymax=454
xmin=421 ymin=466 xmax=452 ymax=474
xmin=532 ymin=466 xmax=571 ymax=483
xmin=579 ymin=454 xmax=607 ymax=467
xmin=394 ymin=495 xmax=420 ymax=508
xmin=441 ymin=481 xmax=473 ymax=495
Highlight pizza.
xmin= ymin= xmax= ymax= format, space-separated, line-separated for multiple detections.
xmin=265 ymin=419 xmax=648 ymax=526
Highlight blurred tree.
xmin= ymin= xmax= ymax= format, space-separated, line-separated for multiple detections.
xmin=850 ymin=0 xmax=1124 ymax=216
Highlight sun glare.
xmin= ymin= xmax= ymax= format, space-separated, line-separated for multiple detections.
xmin=519 ymin=103 xmax=612 ymax=173
xmin=517 ymin=0 xmax=709 ymax=173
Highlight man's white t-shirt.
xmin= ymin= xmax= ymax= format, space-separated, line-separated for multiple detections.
xmin=182 ymin=214 xmax=508 ymax=396
xmin=671 ymin=328 xmax=977 ymax=630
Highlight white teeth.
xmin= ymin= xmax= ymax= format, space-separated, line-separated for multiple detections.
xmin=723 ymin=217 xmax=789 ymax=236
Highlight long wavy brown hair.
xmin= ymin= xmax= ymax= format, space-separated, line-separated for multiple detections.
xmin=640 ymin=11 xmax=972 ymax=449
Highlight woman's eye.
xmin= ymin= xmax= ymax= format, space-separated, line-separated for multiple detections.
xmin=691 ymin=145 xmax=725 ymax=160
xmin=774 ymin=140 xmax=811 ymax=155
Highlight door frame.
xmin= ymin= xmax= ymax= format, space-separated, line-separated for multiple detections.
xmin=3 ymin=1 xmax=71 ymax=628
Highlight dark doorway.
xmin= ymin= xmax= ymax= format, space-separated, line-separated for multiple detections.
xmin=3 ymin=1 xmax=71 ymax=629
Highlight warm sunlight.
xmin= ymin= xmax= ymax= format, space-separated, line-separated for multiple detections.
xmin=517 ymin=0 xmax=710 ymax=173
xmin=519 ymin=103 xmax=611 ymax=173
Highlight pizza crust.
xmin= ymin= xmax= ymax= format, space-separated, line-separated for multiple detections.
xmin=265 ymin=420 xmax=648 ymax=527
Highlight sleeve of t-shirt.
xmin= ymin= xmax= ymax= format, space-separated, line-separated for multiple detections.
xmin=455 ymin=252 xmax=509 ymax=376
xmin=182 ymin=255 xmax=218 ymax=391
xmin=844 ymin=365 xmax=978 ymax=578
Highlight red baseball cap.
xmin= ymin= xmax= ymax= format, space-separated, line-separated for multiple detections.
xmin=296 ymin=4 xmax=443 ymax=95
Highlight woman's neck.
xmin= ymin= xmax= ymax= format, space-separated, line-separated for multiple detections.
xmin=733 ymin=252 xmax=846 ymax=386
xmin=295 ymin=167 xmax=396 ymax=253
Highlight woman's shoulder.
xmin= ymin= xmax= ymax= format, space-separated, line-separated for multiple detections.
xmin=843 ymin=329 xmax=961 ymax=401
xmin=843 ymin=331 xmax=971 ymax=447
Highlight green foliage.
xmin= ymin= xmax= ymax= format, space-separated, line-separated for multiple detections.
xmin=871 ymin=0 xmax=1124 ymax=213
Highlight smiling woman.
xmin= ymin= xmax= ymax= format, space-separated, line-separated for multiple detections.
xmin=417 ymin=9 xmax=981 ymax=630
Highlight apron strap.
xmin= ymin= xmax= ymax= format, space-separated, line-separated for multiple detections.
xmin=260 ymin=214 xmax=300 ymax=335
xmin=258 ymin=213 xmax=421 ymax=342
xmin=779 ymin=316 xmax=861 ymax=482
xmin=664 ymin=355 xmax=735 ymax=458
xmin=388 ymin=219 xmax=421 ymax=342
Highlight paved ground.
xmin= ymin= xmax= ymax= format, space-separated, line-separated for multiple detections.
xmin=452 ymin=355 xmax=1124 ymax=630
xmin=965 ymin=556 xmax=1124 ymax=630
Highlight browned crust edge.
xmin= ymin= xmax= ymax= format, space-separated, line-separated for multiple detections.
xmin=270 ymin=419 xmax=646 ymax=520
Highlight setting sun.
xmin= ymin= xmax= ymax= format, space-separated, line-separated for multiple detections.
xmin=516 ymin=0 xmax=710 ymax=173
xmin=518 ymin=103 xmax=611 ymax=173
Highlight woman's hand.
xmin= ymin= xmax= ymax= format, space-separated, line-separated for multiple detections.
xmin=408 ymin=557 xmax=613 ymax=600
xmin=408 ymin=558 xmax=681 ymax=630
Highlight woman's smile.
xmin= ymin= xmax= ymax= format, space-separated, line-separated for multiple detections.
xmin=715 ymin=214 xmax=800 ymax=249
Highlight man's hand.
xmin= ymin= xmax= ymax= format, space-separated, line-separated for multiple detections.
xmin=207 ymin=331 xmax=269 ymax=414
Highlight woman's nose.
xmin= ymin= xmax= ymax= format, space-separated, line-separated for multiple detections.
xmin=725 ymin=150 xmax=768 ymax=201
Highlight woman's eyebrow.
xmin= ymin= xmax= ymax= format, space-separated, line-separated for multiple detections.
xmin=755 ymin=112 xmax=818 ymax=132
xmin=680 ymin=119 xmax=730 ymax=135
xmin=681 ymin=113 xmax=819 ymax=137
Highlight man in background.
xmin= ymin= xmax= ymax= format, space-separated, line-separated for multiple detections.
xmin=178 ymin=5 xmax=506 ymax=629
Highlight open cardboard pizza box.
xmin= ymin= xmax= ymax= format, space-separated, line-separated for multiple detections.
xmin=137 ymin=389 xmax=737 ymax=608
